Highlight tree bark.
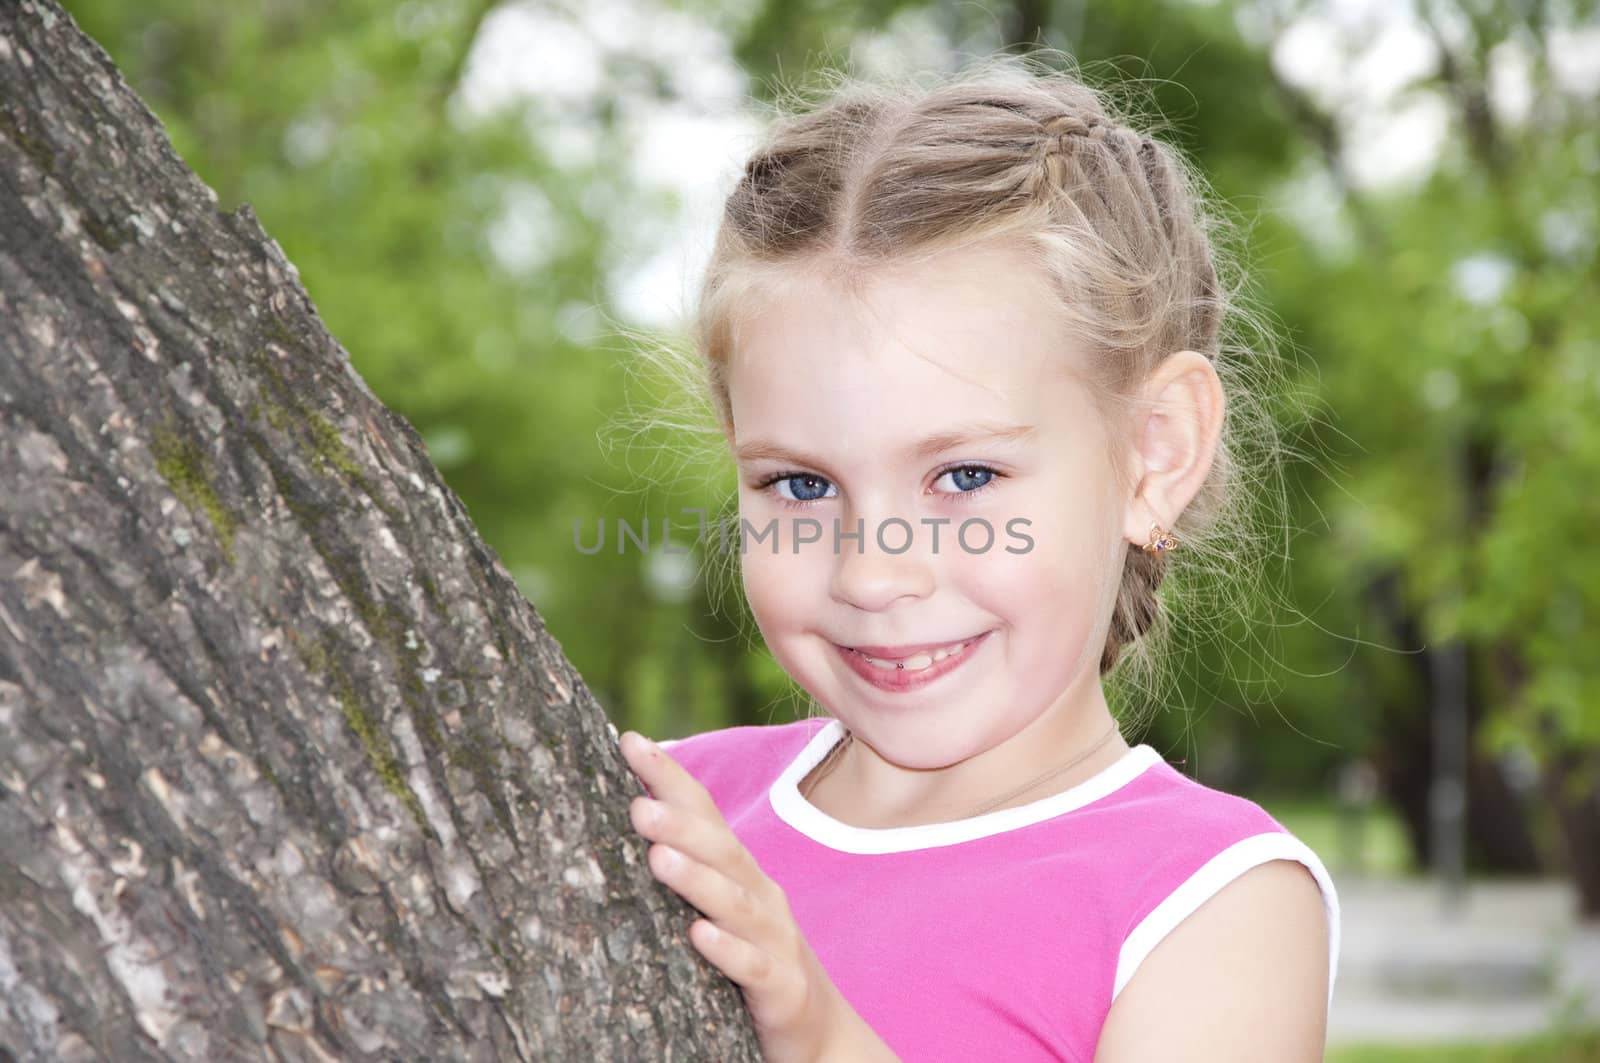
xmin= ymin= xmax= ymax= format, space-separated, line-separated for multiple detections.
xmin=0 ymin=1 xmax=761 ymax=1059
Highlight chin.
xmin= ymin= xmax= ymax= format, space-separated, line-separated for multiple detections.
xmin=843 ymin=715 xmax=995 ymax=771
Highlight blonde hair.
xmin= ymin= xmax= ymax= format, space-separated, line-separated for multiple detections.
xmin=621 ymin=52 xmax=1297 ymax=735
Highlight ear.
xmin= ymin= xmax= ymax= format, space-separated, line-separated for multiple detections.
xmin=1120 ymin=350 xmax=1225 ymax=547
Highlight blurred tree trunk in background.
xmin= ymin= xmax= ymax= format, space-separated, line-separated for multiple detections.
xmin=0 ymin=2 xmax=760 ymax=1058
xmin=1366 ymin=572 xmax=1544 ymax=874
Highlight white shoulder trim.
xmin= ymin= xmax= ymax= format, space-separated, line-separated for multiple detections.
xmin=1113 ymin=832 xmax=1341 ymax=1014
xmin=770 ymin=720 xmax=1164 ymax=854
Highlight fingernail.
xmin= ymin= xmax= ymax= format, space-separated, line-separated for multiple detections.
xmin=637 ymin=798 xmax=663 ymax=826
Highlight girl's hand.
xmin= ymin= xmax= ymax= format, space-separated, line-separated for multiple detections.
xmin=619 ymin=731 xmax=900 ymax=1063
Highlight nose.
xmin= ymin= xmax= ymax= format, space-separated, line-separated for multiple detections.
xmin=828 ymin=512 xmax=935 ymax=612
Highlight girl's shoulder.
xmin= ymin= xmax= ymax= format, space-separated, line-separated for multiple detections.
xmin=1099 ymin=757 xmax=1341 ymax=1011
xmin=1128 ymin=756 xmax=1290 ymax=835
xmin=1109 ymin=758 xmax=1337 ymax=936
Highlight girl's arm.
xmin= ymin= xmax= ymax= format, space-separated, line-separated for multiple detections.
xmin=621 ymin=731 xmax=901 ymax=1063
xmin=1093 ymin=858 xmax=1330 ymax=1062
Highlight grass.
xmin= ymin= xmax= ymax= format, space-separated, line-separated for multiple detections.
xmin=1329 ymin=1025 xmax=1600 ymax=1061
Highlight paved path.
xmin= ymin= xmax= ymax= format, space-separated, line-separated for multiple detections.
xmin=1328 ymin=874 xmax=1600 ymax=1046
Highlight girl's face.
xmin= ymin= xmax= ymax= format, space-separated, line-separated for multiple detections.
xmin=725 ymin=242 xmax=1134 ymax=788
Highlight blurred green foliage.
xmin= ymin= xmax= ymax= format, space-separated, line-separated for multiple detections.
xmin=1260 ymin=795 xmax=1419 ymax=877
xmin=60 ymin=0 xmax=1598 ymax=861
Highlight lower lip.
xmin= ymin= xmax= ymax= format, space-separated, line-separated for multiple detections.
xmin=835 ymin=631 xmax=992 ymax=692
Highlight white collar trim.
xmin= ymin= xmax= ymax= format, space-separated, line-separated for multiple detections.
xmin=769 ymin=718 xmax=1164 ymax=854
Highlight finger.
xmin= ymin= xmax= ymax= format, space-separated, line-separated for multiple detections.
xmin=620 ymin=734 xmax=771 ymax=899
xmin=630 ymin=793 xmax=770 ymax=897
xmin=686 ymin=918 xmax=786 ymax=998
xmin=620 ymin=731 xmax=718 ymax=815
xmin=646 ymin=842 xmax=772 ymax=946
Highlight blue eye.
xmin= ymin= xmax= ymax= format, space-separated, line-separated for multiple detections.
xmin=771 ymin=473 xmax=836 ymax=504
xmin=937 ymin=466 xmax=995 ymax=494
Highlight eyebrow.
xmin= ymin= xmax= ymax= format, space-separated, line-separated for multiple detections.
xmin=734 ymin=422 xmax=1037 ymax=467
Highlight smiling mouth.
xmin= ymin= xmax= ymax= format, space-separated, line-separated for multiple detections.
xmin=834 ymin=631 xmax=992 ymax=691
xmin=846 ymin=637 xmax=980 ymax=674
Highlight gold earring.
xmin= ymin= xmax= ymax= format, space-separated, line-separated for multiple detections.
xmin=1142 ymin=521 xmax=1179 ymax=554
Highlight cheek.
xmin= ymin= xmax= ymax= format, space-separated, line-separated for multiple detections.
xmin=739 ymin=547 xmax=815 ymax=638
xmin=734 ymin=495 xmax=780 ymax=626
xmin=973 ymin=499 xmax=1118 ymax=610
xmin=1006 ymin=495 xmax=1101 ymax=565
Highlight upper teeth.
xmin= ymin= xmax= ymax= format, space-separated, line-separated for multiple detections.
xmin=855 ymin=640 xmax=970 ymax=672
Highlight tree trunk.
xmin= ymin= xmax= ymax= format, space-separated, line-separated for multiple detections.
xmin=0 ymin=2 xmax=760 ymax=1059
xmin=1363 ymin=569 xmax=1544 ymax=878
xmin=1543 ymin=731 xmax=1600 ymax=918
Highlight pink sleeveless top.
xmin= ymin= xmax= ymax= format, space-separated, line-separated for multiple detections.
xmin=661 ymin=717 xmax=1340 ymax=1062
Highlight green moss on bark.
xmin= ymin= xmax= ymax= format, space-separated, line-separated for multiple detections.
xmin=338 ymin=685 xmax=427 ymax=830
xmin=292 ymin=630 xmax=430 ymax=835
xmin=248 ymin=336 xmax=398 ymax=520
xmin=82 ymin=211 xmax=133 ymax=252
xmin=306 ymin=410 xmax=361 ymax=477
xmin=0 ymin=106 xmax=56 ymax=174
xmin=152 ymin=421 xmax=238 ymax=563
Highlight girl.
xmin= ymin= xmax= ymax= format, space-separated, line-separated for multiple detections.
xmin=617 ymin=54 xmax=1340 ymax=1062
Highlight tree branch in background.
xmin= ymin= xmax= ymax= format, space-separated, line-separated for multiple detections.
xmin=1416 ymin=0 xmax=1505 ymax=180
xmin=1263 ymin=66 xmax=1388 ymax=256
